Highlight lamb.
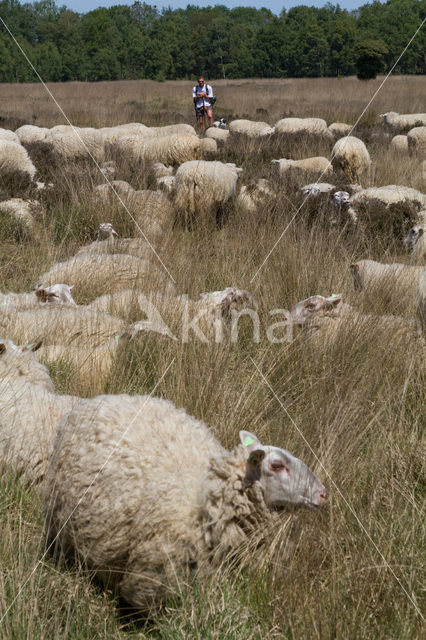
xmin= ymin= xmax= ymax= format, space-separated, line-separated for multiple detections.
xmin=174 ymin=160 xmax=242 ymax=226
xmin=15 ymin=124 xmax=49 ymax=146
xmin=205 ymin=127 xmax=229 ymax=143
xmin=328 ymin=123 xmax=352 ymax=139
xmin=0 ymin=339 xmax=79 ymax=484
xmin=331 ymin=136 xmax=371 ymax=183
xmin=390 ymin=135 xmax=409 ymax=155
xmin=114 ymin=133 xmax=201 ymax=167
xmin=403 ymin=211 xmax=426 ymax=263
xmin=0 ymin=139 xmax=37 ymax=190
xmin=42 ymin=128 xmax=105 ymax=162
xmin=274 ymin=117 xmax=331 ymax=140
xmin=44 ymin=403 xmax=327 ymax=612
xmin=381 ymin=112 xmax=426 ymax=134
xmin=36 ymin=252 xmax=175 ymax=300
xmin=407 ymin=127 xmax=426 ymax=158
xmin=350 ymin=259 xmax=423 ymax=309
xmin=272 ymin=157 xmax=333 ymax=182
xmin=229 ymin=119 xmax=274 ymax=137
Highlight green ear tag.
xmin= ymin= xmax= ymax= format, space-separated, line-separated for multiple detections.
xmin=27 ymin=344 xmax=33 ymax=349
xmin=243 ymin=435 xmax=255 ymax=447
xmin=331 ymin=293 xmax=339 ymax=298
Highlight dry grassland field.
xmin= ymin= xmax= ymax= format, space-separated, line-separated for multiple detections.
xmin=0 ymin=76 xmax=425 ymax=639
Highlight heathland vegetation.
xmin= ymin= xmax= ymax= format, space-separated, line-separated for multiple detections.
xmin=0 ymin=76 xmax=424 ymax=638
xmin=0 ymin=0 xmax=425 ymax=82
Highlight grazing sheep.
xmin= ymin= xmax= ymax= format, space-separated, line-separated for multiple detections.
xmin=0 ymin=198 xmax=38 ymax=237
xmin=150 ymin=124 xmax=196 ymax=137
xmin=0 ymin=284 xmax=76 ymax=312
xmin=114 ymin=134 xmax=200 ymax=167
xmin=205 ymin=128 xmax=229 ymax=143
xmin=15 ymin=125 xmax=49 ymax=146
xmin=403 ymin=211 xmax=426 ymax=263
xmin=381 ymin=112 xmax=426 ymax=134
xmin=350 ymin=185 xmax=426 ymax=217
xmin=229 ymin=120 xmax=274 ymax=137
xmin=174 ymin=160 xmax=241 ymax=225
xmin=151 ymin=162 xmax=174 ymax=178
xmin=332 ymin=191 xmax=358 ymax=223
xmin=199 ymin=137 xmax=218 ymax=155
xmin=0 ymin=339 xmax=79 ymax=484
xmin=35 ymin=284 xmax=76 ymax=306
xmin=36 ymin=252 xmax=175 ymax=300
xmin=128 ymin=189 xmax=174 ymax=241
xmin=275 ymin=117 xmax=331 ymax=140
xmin=272 ymin=157 xmax=333 ymax=182
xmin=390 ymin=135 xmax=409 ymax=155
xmin=99 ymin=160 xmax=117 ymax=178
xmin=156 ymin=175 xmax=176 ymax=193
xmin=331 ymin=136 xmax=371 ymax=183
xmin=350 ymin=259 xmax=423 ymax=308
xmin=100 ymin=123 xmax=152 ymax=145
xmin=407 ymin=127 xmax=426 ymax=158
xmin=76 ymin=225 xmax=152 ymax=261
xmin=0 ymin=128 xmax=19 ymax=143
xmin=236 ymin=179 xmax=273 ymax=214
xmin=94 ymin=180 xmax=134 ymax=204
xmin=45 ymin=405 xmax=327 ymax=612
xmin=0 ymin=139 xmax=37 ymax=190
xmin=328 ymin=123 xmax=352 ymax=139
xmin=42 ymin=128 xmax=105 ymax=162
xmin=284 ymin=294 xmax=420 ymax=344
xmin=0 ymin=305 xmax=126 ymax=349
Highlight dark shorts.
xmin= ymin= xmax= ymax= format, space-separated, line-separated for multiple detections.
xmin=196 ymin=105 xmax=212 ymax=116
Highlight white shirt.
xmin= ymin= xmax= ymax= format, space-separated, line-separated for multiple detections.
xmin=193 ymin=83 xmax=213 ymax=109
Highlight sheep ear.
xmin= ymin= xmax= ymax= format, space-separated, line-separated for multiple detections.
xmin=240 ymin=431 xmax=265 ymax=483
xmin=0 ymin=343 xmax=6 ymax=355
xmin=240 ymin=431 xmax=261 ymax=455
xmin=21 ymin=341 xmax=42 ymax=352
xmin=325 ymin=294 xmax=342 ymax=306
xmin=35 ymin=288 xmax=48 ymax=301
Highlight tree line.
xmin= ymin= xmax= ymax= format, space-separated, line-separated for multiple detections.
xmin=0 ymin=0 xmax=425 ymax=82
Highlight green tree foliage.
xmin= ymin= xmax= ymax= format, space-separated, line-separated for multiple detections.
xmin=0 ymin=0 xmax=424 ymax=81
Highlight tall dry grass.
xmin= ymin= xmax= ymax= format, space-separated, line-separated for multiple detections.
xmin=0 ymin=77 xmax=425 ymax=639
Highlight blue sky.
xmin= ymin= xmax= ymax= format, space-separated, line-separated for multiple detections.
xmin=63 ymin=1 xmax=367 ymax=15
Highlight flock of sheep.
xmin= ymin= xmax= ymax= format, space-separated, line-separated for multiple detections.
xmin=0 ymin=109 xmax=425 ymax=614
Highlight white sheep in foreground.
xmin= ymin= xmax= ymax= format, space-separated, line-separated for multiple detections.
xmin=407 ymin=126 xmax=426 ymax=158
xmin=350 ymin=185 xmax=426 ymax=215
xmin=274 ymin=117 xmax=331 ymax=139
xmin=390 ymin=135 xmax=409 ymax=155
xmin=174 ymin=160 xmax=242 ymax=225
xmin=42 ymin=128 xmax=105 ymax=162
xmin=45 ymin=403 xmax=327 ymax=612
xmin=350 ymin=259 xmax=423 ymax=309
xmin=0 ymin=339 xmax=79 ymax=484
xmin=114 ymin=133 xmax=200 ymax=167
xmin=331 ymin=136 xmax=370 ymax=183
xmin=381 ymin=112 xmax=426 ymax=134
xmin=403 ymin=211 xmax=426 ymax=263
xmin=229 ymin=119 xmax=274 ymax=137
xmin=0 ymin=139 xmax=37 ymax=188
xmin=272 ymin=157 xmax=333 ymax=181
xmin=0 ymin=128 xmax=19 ymax=143
xmin=36 ymin=252 xmax=175 ymax=299
xmin=205 ymin=127 xmax=229 ymax=143
xmin=15 ymin=124 xmax=49 ymax=146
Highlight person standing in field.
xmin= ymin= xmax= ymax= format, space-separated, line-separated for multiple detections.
xmin=193 ymin=76 xmax=214 ymax=133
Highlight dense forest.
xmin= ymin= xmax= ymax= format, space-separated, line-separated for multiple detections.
xmin=0 ymin=0 xmax=425 ymax=81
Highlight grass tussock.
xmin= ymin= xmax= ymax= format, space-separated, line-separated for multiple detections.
xmin=0 ymin=77 xmax=425 ymax=639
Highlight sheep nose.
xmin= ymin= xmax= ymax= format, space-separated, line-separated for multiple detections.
xmin=319 ymin=490 xmax=328 ymax=505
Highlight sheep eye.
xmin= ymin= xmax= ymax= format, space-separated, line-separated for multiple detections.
xmin=271 ymin=462 xmax=286 ymax=471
